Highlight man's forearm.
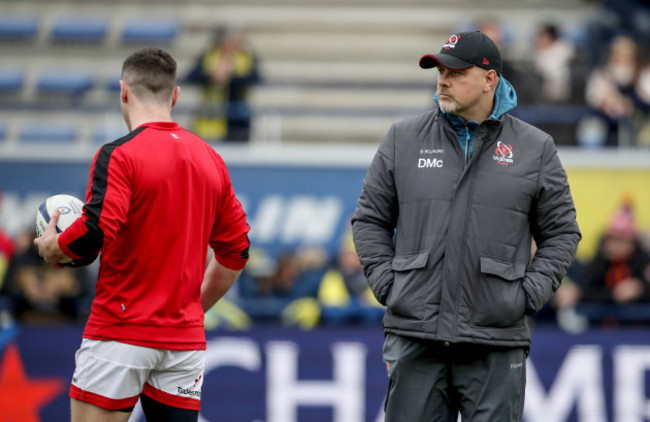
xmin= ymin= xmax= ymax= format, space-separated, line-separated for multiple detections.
xmin=201 ymin=256 xmax=242 ymax=312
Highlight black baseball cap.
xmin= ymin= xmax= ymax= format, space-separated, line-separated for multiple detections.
xmin=419 ymin=31 xmax=502 ymax=76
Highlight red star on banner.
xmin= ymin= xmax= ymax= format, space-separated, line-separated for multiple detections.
xmin=0 ymin=342 xmax=64 ymax=422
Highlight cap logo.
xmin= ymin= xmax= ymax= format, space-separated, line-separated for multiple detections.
xmin=483 ymin=57 xmax=490 ymax=65
xmin=443 ymin=34 xmax=461 ymax=50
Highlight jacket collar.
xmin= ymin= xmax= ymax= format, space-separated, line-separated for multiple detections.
xmin=490 ymin=77 xmax=517 ymax=120
xmin=433 ymin=76 xmax=518 ymax=125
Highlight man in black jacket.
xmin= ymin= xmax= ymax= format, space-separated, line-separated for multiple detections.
xmin=351 ymin=31 xmax=581 ymax=422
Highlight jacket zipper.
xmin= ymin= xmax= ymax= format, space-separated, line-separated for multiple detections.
xmin=450 ymin=126 xmax=482 ymax=341
xmin=440 ymin=121 xmax=475 ymax=341
xmin=452 ymin=125 xmax=481 ymax=340
xmin=464 ymin=125 xmax=470 ymax=165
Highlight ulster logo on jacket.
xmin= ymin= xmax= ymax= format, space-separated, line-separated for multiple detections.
xmin=493 ymin=141 xmax=514 ymax=166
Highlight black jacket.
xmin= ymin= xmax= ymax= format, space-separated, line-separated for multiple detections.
xmin=352 ymin=108 xmax=581 ymax=347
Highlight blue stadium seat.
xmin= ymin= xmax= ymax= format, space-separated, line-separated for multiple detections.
xmin=0 ymin=69 xmax=24 ymax=93
xmin=0 ymin=16 xmax=39 ymax=41
xmin=50 ymin=17 xmax=108 ymax=43
xmin=120 ymin=19 xmax=179 ymax=44
xmin=19 ymin=122 xmax=78 ymax=144
xmin=0 ymin=123 xmax=7 ymax=141
xmin=36 ymin=71 xmax=95 ymax=96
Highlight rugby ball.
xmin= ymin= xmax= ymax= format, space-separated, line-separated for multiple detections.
xmin=35 ymin=194 xmax=84 ymax=264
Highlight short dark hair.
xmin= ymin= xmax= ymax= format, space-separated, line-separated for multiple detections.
xmin=122 ymin=47 xmax=176 ymax=102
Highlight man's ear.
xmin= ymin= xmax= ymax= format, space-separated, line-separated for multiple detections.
xmin=120 ymin=80 xmax=128 ymax=104
xmin=171 ymin=86 xmax=180 ymax=108
xmin=484 ymin=70 xmax=498 ymax=93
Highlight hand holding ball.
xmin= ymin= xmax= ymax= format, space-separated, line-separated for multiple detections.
xmin=35 ymin=194 xmax=84 ymax=264
xmin=35 ymin=194 xmax=84 ymax=238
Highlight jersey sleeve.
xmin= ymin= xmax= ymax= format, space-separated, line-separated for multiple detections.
xmin=59 ymin=144 xmax=132 ymax=261
xmin=209 ymin=161 xmax=250 ymax=271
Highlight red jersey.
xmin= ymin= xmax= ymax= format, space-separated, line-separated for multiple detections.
xmin=58 ymin=122 xmax=250 ymax=350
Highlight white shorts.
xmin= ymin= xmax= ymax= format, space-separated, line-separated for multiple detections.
xmin=69 ymin=339 xmax=204 ymax=411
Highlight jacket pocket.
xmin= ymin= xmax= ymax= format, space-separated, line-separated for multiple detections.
xmin=387 ymin=251 xmax=429 ymax=319
xmin=472 ymin=256 xmax=527 ymax=328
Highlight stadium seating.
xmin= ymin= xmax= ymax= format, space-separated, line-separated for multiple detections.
xmin=120 ymin=19 xmax=179 ymax=45
xmin=0 ymin=16 xmax=39 ymax=42
xmin=0 ymin=0 xmax=596 ymax=145
xmin=0 ymin=69 xmax=24 ymax=94
xmin=50 ymin=17 xmax=109 ymax=44
xmin=36 ymin=70 xmax=95 ymax=98
xmin=18 ymin=122 xmax=79 ymax=144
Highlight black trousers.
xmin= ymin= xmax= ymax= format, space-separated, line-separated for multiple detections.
xmin=382 ymin=333 xmax=526 ymax=422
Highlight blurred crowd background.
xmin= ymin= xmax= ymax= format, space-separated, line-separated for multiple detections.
xmin=1 ymin=0 xmax=650 ymax=334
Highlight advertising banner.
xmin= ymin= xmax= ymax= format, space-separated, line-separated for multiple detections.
xmin=2 ymin=324 xmax=650 ymax=422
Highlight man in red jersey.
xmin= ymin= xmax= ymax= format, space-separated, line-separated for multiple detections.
xmin=35 ymin=48 xmax=250 ymax=422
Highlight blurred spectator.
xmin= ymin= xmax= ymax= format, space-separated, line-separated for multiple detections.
xmin=533 ymin=23 xmax=577 ymax=103
xmin=579 ymin=35 xmax=650 ymax=147
xmin=237 ymin=247 xmax=326 ymax=327
xmin=2 ymin=228 xmax=93 ymax=322
xmin=317 ymin=232 xmax=384 ymax=325
xmin=186 ymin=26 xmax=261 ymax=143
xmin=0 ymin=189 xmax=15 ymax=321
xmin=203 ymin=297 xmax=252 ymax=331
xmin=585 ymin=0 xmax=650 ymax=67
xmin=580 ymin=202 xmax=650 ymax=303
xmin=476 ymin=19 xmax=539 ymax=104
xmin=554 ymin=200 xmax=650 ymax=328
xmin=0 ymin=189 xmax=14 ymax=291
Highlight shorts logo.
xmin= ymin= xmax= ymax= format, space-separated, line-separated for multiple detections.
xmin=177 ymin=386 xmax=201 ymax=397
xmin=177 ymin=374 xmax=202 ymax=398
xmin=443 ymin=34 xmax=461 ymax=50
xmin=493 ymin=141 xmax=514 ymax=166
